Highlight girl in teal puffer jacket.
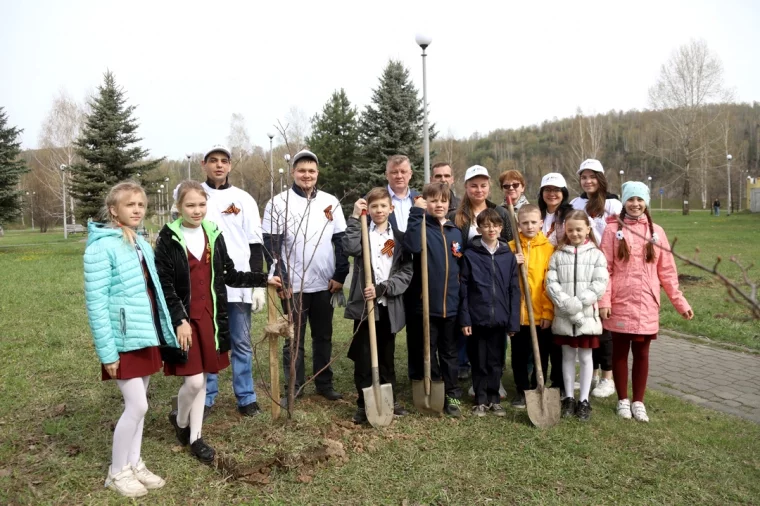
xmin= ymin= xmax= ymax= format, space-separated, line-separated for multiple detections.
xmin=84 ymin=181 xmax=177 ymax=498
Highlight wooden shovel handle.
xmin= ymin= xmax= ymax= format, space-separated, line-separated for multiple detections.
xmin=420 ymin=212 xmax=432 ymax=394
xmin=506 ymin=197 xmax=546 ymax=389
xmin=360 ymin=211 xmax=380 ymax=377
xmin=267 ymin=284 xmax=281 ymax=420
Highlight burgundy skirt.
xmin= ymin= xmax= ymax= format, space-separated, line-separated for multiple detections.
xmin=101 ymin=346 xmax=162 ymax=380
xmin=554 ymin=335 xmax=600 ymax=349
xmin=164 ymin=313 xmax=230 ymax=377
xmin=611 ymin=332 xmax=657 ymax=343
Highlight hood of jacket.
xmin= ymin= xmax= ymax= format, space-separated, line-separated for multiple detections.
xmin=86 ymin=221 xmax=124 ymax=247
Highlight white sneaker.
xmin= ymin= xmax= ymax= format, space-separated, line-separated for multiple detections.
xmin=105 ymin=464 xmax=148 ymax=498
xmin=591 ymin=374 xmax=600 ymax=391
xmin=132 ymin=459 xmax=165 ymax=489
xmin=468 ymin=385 xmax=475 ymax=397
xmin=631 ymin=401 xmax=649 ymax=422
xmin=499 ymin=382 xmax=507 ymax=400
xmin=591 ymin=378 xmax=616 ymax=398
xmin=616 ymin=399 xmax=632 ymax=419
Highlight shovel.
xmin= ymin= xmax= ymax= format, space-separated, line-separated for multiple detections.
xmin=267 ymin=284 xmax=281 ymax=421
xmin=412 ymin=210 xmax=445 ymax=414
xmin=359 ymin=210 xmax=394 ymax=428
xmin=506 ymin=197 xmax=560 ymax=428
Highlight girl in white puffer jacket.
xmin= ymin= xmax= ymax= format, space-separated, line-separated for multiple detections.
xmin=546 ymin=210 xmax=609 ymax=421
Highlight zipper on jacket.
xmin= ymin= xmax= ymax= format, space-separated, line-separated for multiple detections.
xmin=573 ymin=246 xmax=578 ymax=337
xmin=171 ymin=234 xmax=192 ymax=324
xmin=135 ymin=245 xmax=161 ymax=346
xmin=119 ymin=308 xmax=126 ymax=336
xmin=490 ymin=253 xmax=496 ymax=326
xmin=440 ymin=222 xmax=449 ymax=318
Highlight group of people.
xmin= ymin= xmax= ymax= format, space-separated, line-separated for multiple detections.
xmin=83 ymin=145 xmax=693 ymax=498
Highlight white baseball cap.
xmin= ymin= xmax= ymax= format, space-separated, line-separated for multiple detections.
xmin=203 ymin=144 xmax=232 ymax=161
xmin=464 ymin=165 xmax=490 ymax=182
xmin=577 ymin=159 xmax=604 ymax=175
xmin=291 ymin=149 xmax=319 ymax=167
xmin=540 ymin=173 xmax=567 ymax=189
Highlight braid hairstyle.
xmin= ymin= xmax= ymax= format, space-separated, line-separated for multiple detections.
xmin=643 ymin=207 xmax=656 ymax=263
xmin=562 ymin=210 xmax=599 ymax=247
xmin=616 ymin=207 xmax=657 ymax=263
xmin=616 ymin=208 xmax=631 ymax=262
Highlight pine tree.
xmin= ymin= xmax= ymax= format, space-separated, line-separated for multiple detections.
xmin=70 ymin=71 xmax=162 ymax=221
xmin=357 ymin=60 xmax=435 ymax=195
xmin=307 ymin=89 xmax=360 ymax=210
xmin=0 ymin=108 xmax=28 ymax=224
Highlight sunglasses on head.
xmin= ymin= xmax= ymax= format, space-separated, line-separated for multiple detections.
xmin=502 ymin=183 xmax=521 ymax=190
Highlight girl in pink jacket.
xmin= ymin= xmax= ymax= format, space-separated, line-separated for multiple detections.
xmin=599 ymin=182 xmax=694 ymax=422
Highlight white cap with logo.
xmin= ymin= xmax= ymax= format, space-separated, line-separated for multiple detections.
xmin=577 ymin=159 xmax=604 ymax=175
xmin=464 ymin=165 xmax=490 ymax=182
xmin=203 ymin=144 xmax=232 ymax=161
xmin=540 ymin=172 xmax=567 ymax=189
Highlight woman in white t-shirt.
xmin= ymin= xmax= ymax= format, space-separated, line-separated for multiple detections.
xmin=537 ymin=172 xmax=573 ymax=247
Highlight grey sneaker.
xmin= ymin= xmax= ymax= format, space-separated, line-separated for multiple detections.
xmin=489 ymin=403 xmax=506 ymax=417
xmin=472 ymin=404 xmax=487 ymax=417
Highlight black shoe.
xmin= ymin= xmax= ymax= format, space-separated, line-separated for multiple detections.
xmin=393 ymin=402 xmax=409 ymax=417
xmin=444 ymin=397 xmax=462 ymax=418
xmin=237 ymin=401 xmax=261 ymax=417
xmin=352 ymin=407 xmax=368 ymax=425
xmin=457 ymin=366 xmax=471 ymax=381
xmin=189 ymin=438 xmax=215 ymax=464
xmin=202 ymin=405 xmax=212 ymax=421
xmin=168 ymin=411 xmax=190 ymax=446
xmin=279 ymin=390 xmax=304 ymax=409
xmin=317 ymin=389 xmax=343 ymax=401
xmin=576 ymin=400 xmax=592 ymax=422
xmin=561 ymin=397 xmax=576 ymax=418
xmin=511 ymin=393 xmax=526 ymax=409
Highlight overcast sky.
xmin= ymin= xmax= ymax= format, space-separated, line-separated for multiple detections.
xmin=2 ymin=0 xmax=759 ymax=160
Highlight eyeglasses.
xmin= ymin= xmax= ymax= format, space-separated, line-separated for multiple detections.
xmin=502 ymin=183 xmax=522 ymax=190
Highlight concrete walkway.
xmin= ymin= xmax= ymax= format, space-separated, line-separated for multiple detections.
xmin=648 ymin=333 xmax=760 ymax=423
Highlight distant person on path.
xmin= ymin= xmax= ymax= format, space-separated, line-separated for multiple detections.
xmin=499 ymin=169 xmax=530 ymax=211
xmin=432 ymin=162 xmax=460 ymax=211
xmin=200 ymin=145 xmax=267 ymax=418
xmin=713 ymin=198 xmax=721 ymax=216
xmin=599 ymin=182 xmax=693 ymax=423
xmin=546 ymin=210 xmax=609 ymax=422
xmin=571 ymin=159 xmax=622 ymax=399
xmin=84 ymin=181 xmax=176 ymax=498
xmin=262 ymin=149 xmax=349 ymax=403
xmin=155 ymin=181 xmax=280 ymax=464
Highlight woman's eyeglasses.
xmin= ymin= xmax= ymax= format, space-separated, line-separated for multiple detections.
xmin=502 ymin=183 xmax=522 ymax=190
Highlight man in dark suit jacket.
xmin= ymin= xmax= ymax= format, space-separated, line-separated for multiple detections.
xmin=432 ymin=162 xmax=460 ymax=211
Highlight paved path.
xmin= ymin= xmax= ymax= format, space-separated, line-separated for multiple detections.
xmin=648 ymin=333 xmax=760 ymax=423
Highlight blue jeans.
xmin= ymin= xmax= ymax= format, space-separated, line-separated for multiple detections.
xmin=205 ymin=303 xmax=256 ymax=408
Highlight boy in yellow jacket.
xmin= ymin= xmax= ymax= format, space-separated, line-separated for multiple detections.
xmin=507 ymin=204 xmax=557 ymax=408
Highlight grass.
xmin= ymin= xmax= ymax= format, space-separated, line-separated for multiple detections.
xmin=1 ymin=218 xmax=759 ymax=504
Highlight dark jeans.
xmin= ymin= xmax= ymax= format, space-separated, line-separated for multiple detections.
xmin=511 ymin=325 xmax=555 ymax=394
xmin=457 ymin=329 xmax=470 ymax=371
xmin=348 ymin=306 xmax=397 ymax=408
xmin=409 ymin=314 xmax=461 ymax=399
xmin=467 ymin=326 xmax=507 ymax=405
xmin=282 ymin=290 xmax=335 ymax=392
xmin=593 ymin=329 xmax=613 ymax=372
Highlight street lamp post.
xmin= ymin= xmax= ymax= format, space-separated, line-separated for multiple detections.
xmin=726 ymin=154 xmax=732 ymax=216
xmin=619 ymin=170 xmax=625 ymax=195
xmin=267 ymin=133 xmax=275 ymax=199
xmin=647 ymin=176 xmax=652 ymax=192
xmin=416 ymin=34 xmax=432 ymax=184
xmin=26 ymin=191 xmax=35 ymax=230
xmin=278 ymin=168 xmax=284 ymax=192
xmin=284 ymin=153 xmax=291 ymax=187
xmin=61 ymin=164 xmax=68 ymax=239
xmin=186 ymin=154 xmax=191 ymax=180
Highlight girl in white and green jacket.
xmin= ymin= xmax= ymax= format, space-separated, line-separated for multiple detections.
xmin=84 ymin=181 xmax=178 ymax=498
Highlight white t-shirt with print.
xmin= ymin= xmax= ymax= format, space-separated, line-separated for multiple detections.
xmin=262 ymin=188 xmax=346 ymax=294
xmin=201 ymin=183 xmax=262 ymax=303
xmin=570 ymin=196 xmax=622 ymax=243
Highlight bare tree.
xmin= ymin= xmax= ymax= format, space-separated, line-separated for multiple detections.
xmin=570 ymin=108 xmax=605 ymax=167
xmin=648 ymin=39 xmax=732 ymax=215
xmin=227 ymin=113 xmax=252 ymax=190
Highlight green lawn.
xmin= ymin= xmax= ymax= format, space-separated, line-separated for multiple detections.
xmin=1 ymin=225 xmax=759 ymax=505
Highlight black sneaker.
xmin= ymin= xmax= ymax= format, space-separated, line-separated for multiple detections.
xmin=189 ymin=438 xmax=215 ymax=464
xmin=317 ymin=388 xmax=343 ymax=401
xmin=576 ymin=399 xmax=592 ymax=422
xmin=237 ymin=401 xmax=261 ymax=417
xmin=561 ymin=397 xmax=576 ymax=418
xmin=393 ymin=402 xmax=409 ymax=417
xmin=511 ymin=393 xmax=526 ymax=409
xmin=457 ymin=366 xmax=471 ymax=381
xmin=352 ymin=407 xmax=368 ymax=425
xmin=168 ymin=411 xmax=190 ymax=446
xmin=444 ymin=397 xmax=462 ymax=418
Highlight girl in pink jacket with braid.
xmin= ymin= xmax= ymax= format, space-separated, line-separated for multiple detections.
xmin=599 ymin=182 xmax=694 ymax=422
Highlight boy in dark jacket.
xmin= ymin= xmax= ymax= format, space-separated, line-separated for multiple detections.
xmin=459 ymin=209 xmax=520 ymax=416
xmin=343 ymin=188 xmax=413 ymax=424
xmin=403 ymin=182 xmax=464 ymax=417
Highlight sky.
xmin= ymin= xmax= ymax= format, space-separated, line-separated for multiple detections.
xmin=2 ymin=0 xmax=759 ymax=160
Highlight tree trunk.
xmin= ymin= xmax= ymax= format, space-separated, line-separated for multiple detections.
xmin=683 ymin=162 xmax=691 ymax=215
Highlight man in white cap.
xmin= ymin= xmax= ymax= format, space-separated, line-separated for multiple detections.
xmin=262 ymin=149 xmax=349 ymax=402
xmin=199 ymin=145 xmax=266 ymax=417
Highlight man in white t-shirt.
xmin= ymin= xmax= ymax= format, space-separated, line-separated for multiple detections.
xmin=262 ymin=149 xmax=349 ymax=402
xmin=199 ymin=145 xmax=266 ymax=417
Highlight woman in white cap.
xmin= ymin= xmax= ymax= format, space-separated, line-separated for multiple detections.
xmin=450 ymin=165 xmax=513 ymax=248
xmin=570 ymin=159 xmax=622 ymax=398
xmin=537 ymin=172 xmax=573 ymax=247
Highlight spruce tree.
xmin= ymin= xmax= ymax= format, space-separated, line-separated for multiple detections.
xmin=307 ymin=89 xmax=360 ymax=211
xmin=70 ymin=71 xmax=162 ymax=221
xmin=0 ymin=108 xmax=28 ymax=224
xmin=357 ymin=60 xmax=435 ymax=195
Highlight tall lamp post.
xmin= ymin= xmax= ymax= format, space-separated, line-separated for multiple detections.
xmin=267 ymin=133 xmax=275 ymax=199
xmin=26 ymin=191 xmax=35 ymax=230
xmin=61 ymin=164 xmax=68 ymax=239
xmin=416 ymin=33 xmax=432 ymax=184
xmin=726 ymin=154 xmax=732 ymax=216
xmin=619 ymin=170 xmax=625 ymax=195
xmin=284 ymin=153 xmax=291 ymax=187
xmin=647 ymin=176 xmax=652 ymax=192
xmin=278 ymin=168 xmax=284 ymax=192
xmin=186 ymin=154 xmax=191 ymax=180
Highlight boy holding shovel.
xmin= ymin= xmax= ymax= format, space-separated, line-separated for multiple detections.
xmin=344 ymin=188 xmax=414 ymax=424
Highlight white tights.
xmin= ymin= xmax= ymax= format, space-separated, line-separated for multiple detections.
xmin=562 ymin=346 xmax=593 ymax=403
xmin=177 ymin=373 xmax=207 ymax=444
xmin=112 ymin=377 xmax=150 ymax=474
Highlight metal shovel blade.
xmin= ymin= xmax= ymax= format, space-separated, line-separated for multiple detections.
xmin=525 ymin=385 xmax=561 ymax=428
xmin=412 ymin=378 xmax=445 ymax=414
xmin=362 ymin=383 xmax=395 ymax=428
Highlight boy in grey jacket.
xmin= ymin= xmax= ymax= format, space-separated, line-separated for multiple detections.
xmin=343 ymin=188 xmax=413 ymax=424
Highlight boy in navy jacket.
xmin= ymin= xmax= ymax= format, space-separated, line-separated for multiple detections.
xmin=403 ymin=182 xmax=464 ymax=416
xmin=459 ymin=209 xmax=520 ymax=416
